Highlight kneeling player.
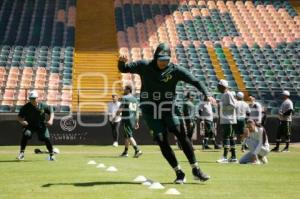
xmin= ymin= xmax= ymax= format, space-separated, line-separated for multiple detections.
xmin=239 ymin=119 xmax=269 ymax=164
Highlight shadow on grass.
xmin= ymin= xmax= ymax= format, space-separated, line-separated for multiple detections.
xmin=86 ymin=155 xmax=122 ymax=159
xmin=162 ymin=182 xmax=206 ymax=185
xmin=178 ymin=160 xmax=218 ymax=164
xmin=199 ymin=150 xmax=222 ymax=153
xmin=42 ymin=181 xmax=206 ymax=188
xmin=42 ymin=181 xmax=140 ymax=187
xmin=0 ymin=160 xmax=36 ymax=163
xmin=174 ymin=149 xmax=221 ymax=153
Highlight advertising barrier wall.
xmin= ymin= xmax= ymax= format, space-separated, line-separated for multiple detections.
xmin=0 ymin=113 xmax=299 ymax=145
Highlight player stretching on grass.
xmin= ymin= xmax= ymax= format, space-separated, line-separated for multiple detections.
xmin=17 ymin=90 xmax=55 ymax=161
xmin=115 ymin=85 xmax=142 ymax=158
xmin=118 ymin=43 xmax=215 ymax=183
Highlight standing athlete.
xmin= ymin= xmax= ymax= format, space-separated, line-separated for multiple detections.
xmin=118 ymin=43 xmax=215 ymax=183
xmin=271 ymin=90 xmax=294 ymax=152
xmin=17 ymin=90 xmax=55 ymax=161
xmin=199 ymin=96 xmax=221 ymax=150
xmin=216 ymin=79 xmax=238 ymax=163
xmin=234 ymin=92 xmax=251 ymax=151
xmin=107 ymin=94 xmax=121 ymax=147
xmin=115 ymin=85 xmax=142 ymax=158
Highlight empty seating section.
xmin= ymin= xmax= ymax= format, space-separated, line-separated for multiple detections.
xmin=0 ymin=0 xmax=76 ymax=112
xmin=114 ymin=0 xmax=300 ymax=115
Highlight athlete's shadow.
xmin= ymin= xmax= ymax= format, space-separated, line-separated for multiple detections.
xmin=86 ymin=155 xmax=123 ymax=159
xmin=179 ymin=160 xmax=218 ymax=164
xmin=162 ymin=182 xmax=206 ymax=185
xmin=42 ymin=181 xmax=140 ymax=187
xmin=0 ymin=160 xmax=36 ymax=163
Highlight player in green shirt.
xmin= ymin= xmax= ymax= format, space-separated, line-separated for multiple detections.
xmin=115 ymin=85 xmax=142 ymax=158
xmin=17 ymin=90 xmax=55 ymax=161
xmin=118 ymin=43 xmax=215 ymax=183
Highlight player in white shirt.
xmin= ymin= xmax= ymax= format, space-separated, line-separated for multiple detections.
xmin=107 ymin=94 xmax=122 ymax=147
xmin=239 ymin=119 xmax=269 ymax=164
xmin=271 ymin=90 xmax=294 ymax=152
xmin=234 ymin=92 xmax=251 ymax=151
xmin=199 ymin=96 xmax=221 ymax=150
xmin=216 ymin=79 xmax=238 ymax=163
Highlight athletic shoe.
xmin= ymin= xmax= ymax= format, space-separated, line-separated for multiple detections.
xmin=48 ymin=155 xmax=56 ymax=161
xmin=174 ymin=170 xmax=186 ymax=184
xmin=192 ymin=168 xmax=210 ymax=182
xmin=112 ymin=142 xmax=118 ymax=147
xmin=241 ymin=145 xmax=245 ymax=152
xmin=134 ymin=150 xmax=142 ymax=158
xmin=252 ymin=160 xmax=261 ymax=165
xmin=17 ymin=152 xmax=25 ymax=161
xmin=228 ymin=157 xmax=238 ymax=163
xmin=120 ymin=152 xmax=128 ymax=157
xmin=281 ymin=147 xmax=289 ymax=153
xmin=216 ymin=157 xmax=228 ymax=163
xmin=214 ymin=145 xmax=222 ymax=150
xmin=271 ymin=147 xmax=280 ymax=152
xmin=260 ymin=156 xmax=268 ymax=164
xmin=203 ymin=145 xmax=212 ymax=150
xmin=176 ymin=142 xmax=182 ymax=150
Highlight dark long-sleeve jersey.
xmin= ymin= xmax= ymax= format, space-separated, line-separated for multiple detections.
xmin=118 ymin=60 xmax=210 ymax=114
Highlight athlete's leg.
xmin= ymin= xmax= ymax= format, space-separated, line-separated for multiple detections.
xmin=170 ymin=125 xmax=196 ymax=165
xmin=272 ymin=122 xmax=283 ymax=151
xmin=239 ymin=152 xmax=252 ymax=164
xmin=38 ymin=128 xmax=54 ymax=155
xmin=283 ymin=121 xmax=291 ymax=151
xmin=20 ymin=129 xmax=31 ymax=153
xmin=166 ymin=112 xmax=210 ymax=180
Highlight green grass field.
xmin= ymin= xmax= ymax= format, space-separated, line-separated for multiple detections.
xmin=0 ymin=145 xmax=300 ymax=199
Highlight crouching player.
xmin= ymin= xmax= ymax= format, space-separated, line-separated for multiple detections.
xmin=17 ymin=90 xmax=55 ymax=161
xmin=239 ymin=119 xmax=270 ymax=164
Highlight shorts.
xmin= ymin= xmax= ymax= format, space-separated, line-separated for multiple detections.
xmin=142 ymin=110 xmax=181 ymax=138
xmin=204 ymin=120 xmax=215 ymax=138
xmin=122 ymin=122 xmax=134 ymax=138
xmin=221 ymin=124 xmax=235 ymax=138
xmin=276 ymin=121 xmax=291 ymax=141
xmin=23 ymin=127 xmax=50 ymax=141
xmin=234 ymin=119 xmax=246 ymax=136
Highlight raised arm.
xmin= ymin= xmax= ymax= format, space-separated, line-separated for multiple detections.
xmin=46 ymin=105 xmax=54 ymax=126
xmin=118 ymin=55 xmax=142 ymax=74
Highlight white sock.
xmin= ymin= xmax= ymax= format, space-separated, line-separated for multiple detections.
xmin=173 ymin=165 xmax=182 ymax=171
